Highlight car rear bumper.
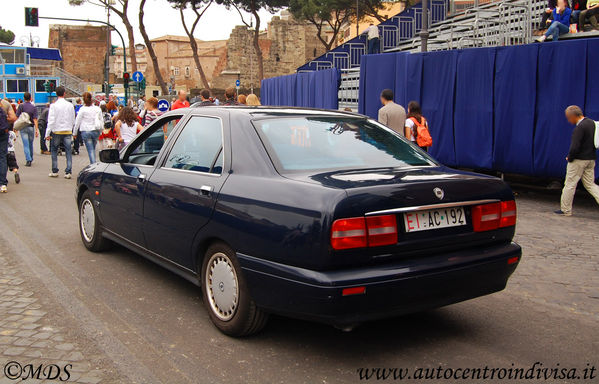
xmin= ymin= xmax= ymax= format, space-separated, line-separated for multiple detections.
xmin=237 ymin=242 xmax=521 ymax=326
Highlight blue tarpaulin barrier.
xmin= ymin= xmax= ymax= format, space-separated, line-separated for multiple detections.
xmin=421 ymin=50 xmax=458 ymax=166
xmin=493 ymin=45 xmax=537 ymax=176
xmin=358 ymin=54 xmax=397 ymax=117
xmin=454 ymin=47 xmax=495 ymax=170
xmin=584 ymin=39 xmax=599 ymax=177
xmin=261 ymin=68 xmax=340 ymax=110
xmin=534 ymin=40 xmax=587 ymax=178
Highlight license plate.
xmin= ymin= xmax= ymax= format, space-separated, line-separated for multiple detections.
xmin=404 ymin=207 xmax=466 ymax=232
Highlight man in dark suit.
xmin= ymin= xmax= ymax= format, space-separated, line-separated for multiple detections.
xmin=555 ymin=105 xmax=599 ymax=216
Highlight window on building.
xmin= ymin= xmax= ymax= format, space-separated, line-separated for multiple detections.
xmin=35 ymin=79 xmax=57 ymax=92
xmin=0 ymin=81 xmax=3 ymax=94
xmin=173 ymin=67 xmax=180 ymax=76
xmin=6 ymin=79 xmax=29 ymax=93
xmin=0 ymin=49 xmax=26 ymax=64
xmin=185 ymin=66 xmax=190 ymax=77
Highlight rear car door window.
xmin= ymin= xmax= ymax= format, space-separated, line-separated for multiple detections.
xmin=164 ymin=116 xmax=223 ymax=174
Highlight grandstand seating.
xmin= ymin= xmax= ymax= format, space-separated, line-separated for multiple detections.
xmin=299 ymin=0 xmax=548 ymax=73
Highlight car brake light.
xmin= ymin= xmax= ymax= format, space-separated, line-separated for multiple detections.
xmin=342 ymin=286 xmax=366 ymax=296
xmin=331 ymin=217 xmax=367 ymax=250
xmin=366 ymin=215 xmax=398 ymax=247
xmin=500 ymin=200 xmax=517 ymax=228
xmin=507 ymin=256 xmax=519 ymax=265
xmin=472 ymin=200 xmax=517 ymax=232
xmin=331 ymin=214 xmax=398 ymax=250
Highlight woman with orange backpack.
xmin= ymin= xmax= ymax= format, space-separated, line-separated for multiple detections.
xmin=404 ymin=101 xmax=433 ymax=152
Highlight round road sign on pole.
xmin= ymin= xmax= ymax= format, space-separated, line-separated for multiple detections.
xmin=235 ymin=79 xmax=240 ymax=87
xmin=132 ymin=71 xmax=144 ymax=83
xmin=157 ymin=99 xmax=170 ymax=112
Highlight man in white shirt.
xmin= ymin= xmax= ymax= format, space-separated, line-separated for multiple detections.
xmin=365 ymin=23 xmax=380 ymax=54
xmin=45 ymin=86 xmax=76 ymax=179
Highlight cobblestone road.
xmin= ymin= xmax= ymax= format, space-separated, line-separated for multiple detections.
xmin=0 ymin=253 xmax=115 ymax=383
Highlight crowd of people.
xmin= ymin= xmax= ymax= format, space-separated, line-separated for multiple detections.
xmin=536 ymin=0 xmax=599 ymax=42
xmin=0 ymin=86 xmax=261 ymax=193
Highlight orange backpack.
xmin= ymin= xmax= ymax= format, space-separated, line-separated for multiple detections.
xmin=410 ymin=117 xmax=433 ymax=148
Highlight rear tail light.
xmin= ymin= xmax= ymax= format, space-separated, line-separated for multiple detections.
xmin=499 ymin=200 xmax=517 ymax=228
xmin=366 ymin=215 xmax=398 ymax=247
xmin=342 ymin=286 xmax=366 ymax=296
xmin=331 ymin=214 xmax=397 ymax=250
xmin=472 ymin=200 xmax=517 ymax=232
xmin=331 ymin=217 xmax=367 ymax=250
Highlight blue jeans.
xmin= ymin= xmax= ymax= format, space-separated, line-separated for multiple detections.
xmin=20 ymin=126 xmax=35 ymax=162
xmin=545 ymin=22 xmax=569 ymax=41
xmin=50 ymin=134 xmax=72 ymax=174
xmin=0 ymin=132 xmax=7 ymax=186
xmin=368 ymin=38 xmax=380 ymax=54
xmin=81 ymin=130 xmax=100 ymax=164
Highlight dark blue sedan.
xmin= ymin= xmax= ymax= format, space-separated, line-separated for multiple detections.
xmin=76 ymin=107 xmax=521 ymax=336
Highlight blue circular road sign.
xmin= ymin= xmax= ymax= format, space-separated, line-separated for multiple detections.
xmin=157 ymin=99 xmax=170 ymax=112
xmin=235 ymin=79 xmax=241 ymax=87
xmin=132 ymin=71 xmax=144 ymax=82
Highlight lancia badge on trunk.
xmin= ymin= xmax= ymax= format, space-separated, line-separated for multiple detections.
xmin=433 ymin=187 xmax=445 ymax=200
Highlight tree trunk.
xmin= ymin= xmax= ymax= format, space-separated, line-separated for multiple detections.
xmin=139 ymin=0 xmax=168 ymax=95
xmin=189 ymin=38 xmax=210 ymax=90
xmin=123 ymin=17 xmax=138 ymax=73
xmin=251 ymin=8 xmax=264 ymax=81
xmin=179 ymin=7 xmax=210 ymax=90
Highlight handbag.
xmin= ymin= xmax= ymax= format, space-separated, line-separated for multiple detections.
xmin=95 ymin=110 xmax=104 ymax=131
xmin=13 ymin=112 xmax=31 ymax=131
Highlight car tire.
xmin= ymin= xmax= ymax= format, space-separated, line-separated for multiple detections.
xmin=201 ymin=243 xmax=268 ymax=337
xmin=78 ymin=190 xmax=111 ymax=252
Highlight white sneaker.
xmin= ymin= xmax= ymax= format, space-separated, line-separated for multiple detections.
xmin=49 ymin=172 xmax=59 ymax=178
xmin=64 ymin=173 xmax=72 ymax=179
xmin=0 ymin=185 xmax=6 ymax=193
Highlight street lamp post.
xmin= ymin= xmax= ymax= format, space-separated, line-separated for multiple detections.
xmin=420 ymin=0 xmax=429 ymax=52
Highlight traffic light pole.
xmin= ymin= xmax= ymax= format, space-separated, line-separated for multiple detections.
xmin=38 ymin=15 xmax=128 ymax=101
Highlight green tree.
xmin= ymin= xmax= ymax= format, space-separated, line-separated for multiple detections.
xmin=168 ymin=0 xmax=213 ymax=90
xmin=216 ymin=0 xmax=287 ymax=81
xmin=0 ymin=26 xmax=15 ymax=45
xmin=289 ymin=0 xmax=355 ymax=51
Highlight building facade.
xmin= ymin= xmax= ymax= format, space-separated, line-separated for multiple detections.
xmin=0 ymin=46 xmax=60 ymax=104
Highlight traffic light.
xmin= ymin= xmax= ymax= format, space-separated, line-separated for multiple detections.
xmin=123 ymin=72 xmax=130 ymax=89
xmin=110 ymin=45 xmax=118 ymax=56
xmin=44 ymin=81 xmax=55 ymax=94
xmin=25 ymin=7 xmax=39 ymax=27
xmin=140 ymin=78 xmax=146 ymax=91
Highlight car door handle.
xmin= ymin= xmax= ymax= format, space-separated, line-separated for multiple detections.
xmin=200 ymin=185 xmax=213 ymax=196
xmin=137 ymin=174 xmax=147 ymax=183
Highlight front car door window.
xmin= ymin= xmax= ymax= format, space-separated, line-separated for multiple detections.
xmin=164 ymin=116 xmax=223 ymax=174
xmin=126 ymin=116 xmax=182 ymax=166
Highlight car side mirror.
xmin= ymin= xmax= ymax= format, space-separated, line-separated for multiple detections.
xmin=99 ymin=149 xmax=121 ymax=163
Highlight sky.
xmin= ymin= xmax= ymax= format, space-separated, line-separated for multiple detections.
xmin=4 ymin=0 xmax=280 ymax=48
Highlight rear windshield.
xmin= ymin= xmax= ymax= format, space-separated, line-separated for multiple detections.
xmin=253 ymin=116 xmax=435 ymax=173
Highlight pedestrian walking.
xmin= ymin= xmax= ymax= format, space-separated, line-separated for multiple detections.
xmin=246 ymin=94 xmax=261 ymax=106
xmin=38 ymin=104 xmax=51 ymax=155
xmin=405 ymin=101 xmax=433 ymax=151
xmin=0 ymin=98 xmax=17 ymax=193
xmin=115 ymin=106 xmax=143 ymax=147
xmin=555 ymin=105 xmax=599 ymax=216
xmin=45 ymin=86 xmax=75 ymax=179
xmin=172 ymin=90 xmax=190 ymax=110
xmin=74 ymin=92 xmax=103 ymax=164
xmin=378 ymin=89 xmax=406 ymax=135
xmin=222 ymin=88 xmax=240 ymax=106
xmin=364 ymin=23 xmax=380 ymax=54
xmin=142 ymin=97 xmax=163 ymax=129
xmin=137 ymin=95 xmax=146 ymax=111
xmin=197 ymin=89 xmax=214 ymax=106
xmin=15 ymin=92 xmax=39 ymax=167
xmin=98 ymin=104 xmax=117 ymax=149
xmin=72 ymin=98 xmax=83 ymax=155
xmin=7 ymin=130 xmax=20 ymax=184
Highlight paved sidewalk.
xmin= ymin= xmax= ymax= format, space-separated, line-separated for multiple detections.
xmin=0 ymin=250 xmax=112 ymax=383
